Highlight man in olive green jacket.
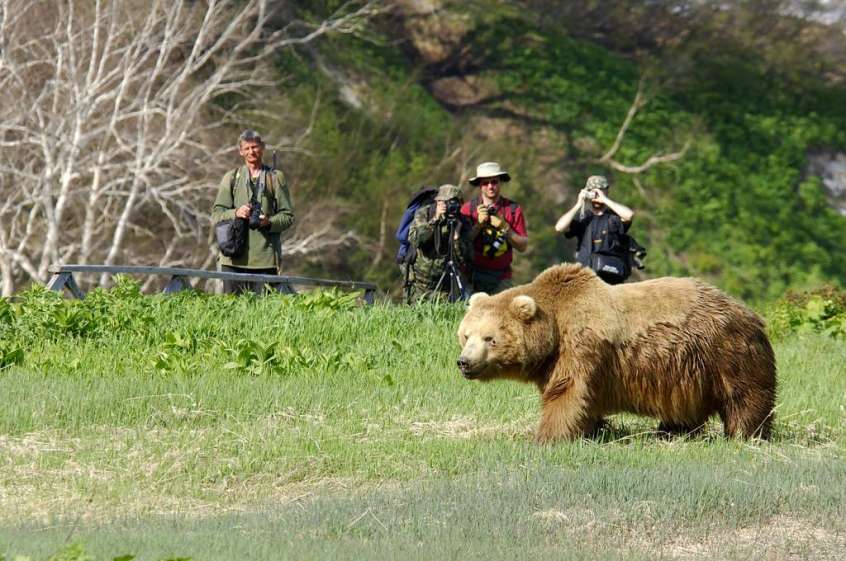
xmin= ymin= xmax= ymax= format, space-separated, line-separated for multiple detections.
xmin=212 ymin=129 xmax=294 ymax=294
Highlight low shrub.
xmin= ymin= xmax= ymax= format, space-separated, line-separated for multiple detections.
xmin=767 ymin=284 xmax=846 ymax=341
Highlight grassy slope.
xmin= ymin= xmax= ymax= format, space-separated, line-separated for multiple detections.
xmin=446 ymin=11 xmax=846 ymax=300
xmin=1 ymin=291 xmax=844 ymax=560
xmin=271 ymin=3 xmax=846 ymax=303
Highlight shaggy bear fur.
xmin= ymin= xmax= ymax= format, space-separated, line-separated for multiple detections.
xmin=456 ymin=264 xmax=777 ymax=442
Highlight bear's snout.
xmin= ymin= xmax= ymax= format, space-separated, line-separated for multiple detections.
xmin=457 ymin=336 xmax=487 ymax=379
xmin=457 ymin=357 xmax=474 ymax=378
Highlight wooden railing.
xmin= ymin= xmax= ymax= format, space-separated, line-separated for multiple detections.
xmin=46 ymin=265 xmax=378 ymax=304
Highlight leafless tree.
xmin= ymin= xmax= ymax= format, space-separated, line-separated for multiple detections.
xmin=0 ymin=0 xmax=382 ymax=295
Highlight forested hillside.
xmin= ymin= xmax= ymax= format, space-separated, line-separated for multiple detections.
xmin=3 ymin=0 xmax=846 ymax=302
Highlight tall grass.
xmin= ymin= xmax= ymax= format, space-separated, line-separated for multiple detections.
xmin=1 ymin=283 xmax=844 ymax=560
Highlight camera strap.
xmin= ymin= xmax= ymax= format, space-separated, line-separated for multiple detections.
xmin=254 ymin=171 xmax=265 ymax=205
xmin=254 ymin=168 xmax=278 ymax=215
xmin=246 ymin=169 xmax=269 ymax=211
xmin=231 ymin=166 xmax=275 ymax=219
xmin=229 ymin=167 xmax=239 ymax=201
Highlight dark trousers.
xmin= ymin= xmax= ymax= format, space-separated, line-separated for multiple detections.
xmin=471 ymin=268 xmax=513 ymax=295
xmin=221 ymin=265 xmax=278 ymax=295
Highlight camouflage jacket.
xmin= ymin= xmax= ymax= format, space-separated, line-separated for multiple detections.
xmin=212 ymin=164 xmax=295 ymax=270
xmin=407 ymin=204 xmax=473 ymax=284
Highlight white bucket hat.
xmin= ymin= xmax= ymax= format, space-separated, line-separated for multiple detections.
xmin=469 ymin=161 xmax=511 ymax=185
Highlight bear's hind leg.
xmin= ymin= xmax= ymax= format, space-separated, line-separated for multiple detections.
xmin=720 ymin=395 xmax=774 ymax=440
xmin=716 ymin=329 xmax=776 ymax=440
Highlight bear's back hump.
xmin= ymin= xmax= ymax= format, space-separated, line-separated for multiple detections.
xmin=613 ymin=277 xmax=710 ymax=336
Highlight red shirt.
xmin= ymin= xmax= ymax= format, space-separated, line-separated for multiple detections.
xmin=460 ymin=196 xmax=528 ymax=279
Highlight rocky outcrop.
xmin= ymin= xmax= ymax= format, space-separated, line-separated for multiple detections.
xmin=394 ymin=0 xmax=470 ymax=65
xmin=428 ymin=75 xmax=494 ymax=107
xmin=807 ymin=151 xmax=846 ymax=215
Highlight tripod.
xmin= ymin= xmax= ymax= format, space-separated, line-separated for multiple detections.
xmin=431 ymin=217 xmax=470 ymax=303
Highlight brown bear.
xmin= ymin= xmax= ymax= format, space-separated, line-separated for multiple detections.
xmin=456 ymin=264 xmax=777 ymax=442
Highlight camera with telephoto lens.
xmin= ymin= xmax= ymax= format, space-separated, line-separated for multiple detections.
xmin=248 ymin=199 xmax=263 ymax=230
xmin=445 ymin=198 xmax=461 ymax=220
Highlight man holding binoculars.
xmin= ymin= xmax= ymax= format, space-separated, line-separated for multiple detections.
xmin=460 ymin=162 xmax=529 ymax=295
xmin=212 ymin=129 xmax=295 ymax=294
xmin=555 ymin=175 xmax=635 ymax=285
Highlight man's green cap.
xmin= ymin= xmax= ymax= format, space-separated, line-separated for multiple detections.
xmin=435 ymin=184 xmax=462 ymax=201
xmin=585 ymin=175 xmax=609 ymax=190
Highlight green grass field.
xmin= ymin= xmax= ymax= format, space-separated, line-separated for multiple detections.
xmin=1 ymin=286 xmax=844 ymax=560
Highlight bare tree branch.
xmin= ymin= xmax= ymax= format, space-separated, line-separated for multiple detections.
xmin=0 ymin=0 xmax=382 ymax=295
xmin=285 ymin=227 xmax=361 ymax=258
xmin=602 ymin=141 xmax=691 ymax=175
xmin=598 ymin=76 xmax=648 ymax=164
xmin=593 ymin=75 xmax=690 ymax=176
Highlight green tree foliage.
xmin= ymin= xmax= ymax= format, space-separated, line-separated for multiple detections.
xmin=253 ymin=0 xmax=846 ymax=303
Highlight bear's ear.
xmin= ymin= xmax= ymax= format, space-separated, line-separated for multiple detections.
xmin=510 ymin=295 xmax=537 ymax=322
xmin=468 ymin=292 xmax=490 ymax=308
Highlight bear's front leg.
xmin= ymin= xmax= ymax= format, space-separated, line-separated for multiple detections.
xmin=535 ymin=374 xmax=594 ymax=442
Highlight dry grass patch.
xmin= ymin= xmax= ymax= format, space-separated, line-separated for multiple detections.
xmin=408 ymin=415 xmax=534 ymax=440
xmin=0 ymin=426 xmax=363 ymax=524
xmin=531 ymin=507 xmax=845 ymax=561
xmin=664 ymin=515 xmax=846 ymax=560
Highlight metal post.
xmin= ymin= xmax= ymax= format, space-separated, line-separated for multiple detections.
xmin=162 ymin=275 xmax=189 ymax=294
xmin=46 ymin=272 xmax=85 ymax=299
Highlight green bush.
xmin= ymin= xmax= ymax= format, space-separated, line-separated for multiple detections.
xmin=0 ymin=341 xmax=23 ymax=370
xmin=2 ymin=278 xmax=377 ymax=376
xmin=767 ymin=285 xmax=846 ymax=341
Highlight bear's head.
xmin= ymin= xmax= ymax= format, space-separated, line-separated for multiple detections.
xmin=456 ymin=291 xmax=557 ymax=382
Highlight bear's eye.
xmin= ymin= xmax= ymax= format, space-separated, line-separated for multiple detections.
xmin=484 ymin=336 xmax=495 ymax=346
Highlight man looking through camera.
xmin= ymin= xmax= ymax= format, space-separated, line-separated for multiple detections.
xmin=212 ymin=129 xmax=294 ymax=294
xmin=460 ymin=162 xmax=528 ymax=295
xmin=406 ymin=184 xmax=473 ymax=302
xmin=555 ymin=175 xmax=634 ymax=284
